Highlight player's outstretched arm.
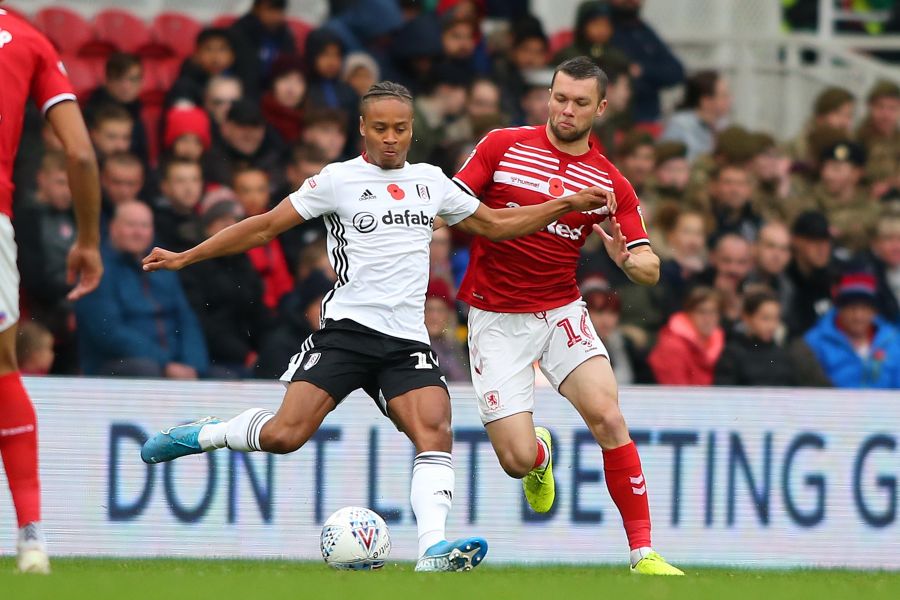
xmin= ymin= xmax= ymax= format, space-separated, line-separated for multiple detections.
xmin=453 ymin=186 xmax=614 ymax=241
xmin=143 ymin=198 xmax=304 ymax=272
xmin=594 ymin=219 xmax=660 ymax=285
xmin=47 ymin=101 xmax=103 ymax=300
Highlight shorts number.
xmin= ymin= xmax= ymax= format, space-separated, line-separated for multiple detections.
xmin=556 ymin=318 xmax=583 ymax=348
xmin=411 ymin=351 xmax=440 ymax=369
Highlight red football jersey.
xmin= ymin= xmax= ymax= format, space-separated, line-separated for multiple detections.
xmin=0 ymin=9 xmax=76 ymax=216
xmin=454 ymin=126 xmax=649 ymax=313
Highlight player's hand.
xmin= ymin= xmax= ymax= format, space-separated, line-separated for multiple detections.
xmin=165 ymin=363 xmax=198 ymax=380
xmin=143 ymin=247 xmax=187 ymax=272
xmin=569 ymin=186 xmax=616 ymax=214
xmin=66 ymin=242 xmax=103 ymax=301
xmin=594 ymin=217 xmax=631 ymax=268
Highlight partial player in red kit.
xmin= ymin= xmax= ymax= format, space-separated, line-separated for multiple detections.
xmin=0 ymin=5 xmax=102 ymax=573
xmin=453 ymin=57 xmax=683 ymax=575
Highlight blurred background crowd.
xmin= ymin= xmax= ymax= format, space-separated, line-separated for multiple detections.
xmin=8 ymin=0 xmax=900 ymax=389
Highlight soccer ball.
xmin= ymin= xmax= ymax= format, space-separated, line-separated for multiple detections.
xmin=320 ymin=506 xmax=391 ymax=570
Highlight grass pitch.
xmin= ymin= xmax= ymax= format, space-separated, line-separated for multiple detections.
xmin=1 ymin=558 xmax=898 ymax=600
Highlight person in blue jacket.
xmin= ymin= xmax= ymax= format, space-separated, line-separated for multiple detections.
xmin=805 ymin=272 xmax=900 ymax=388
xmin=75 ymin=202 xmax=209 ymax=378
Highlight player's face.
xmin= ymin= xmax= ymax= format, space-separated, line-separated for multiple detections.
xmin=548 ymin=72 xmax=606 ymax=143
xmin=360 ymin=98 xmax=413 ymax=169
xmin=161 ymin=165 xmax=203 ymax=212
xmin=744 ymin=300 xmax=781 ymax=343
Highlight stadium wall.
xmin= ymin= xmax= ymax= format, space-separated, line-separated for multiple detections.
xmin=0 ymin=378 xmax=897 ymax=568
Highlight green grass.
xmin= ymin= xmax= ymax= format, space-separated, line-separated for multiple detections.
xmin=1 ymin=558 xmax=899 ymax=600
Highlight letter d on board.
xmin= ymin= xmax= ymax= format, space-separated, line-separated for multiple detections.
xmin=108 ymin=423 xmax=154 ymax=521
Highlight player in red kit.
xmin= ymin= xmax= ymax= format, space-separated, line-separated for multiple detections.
xmin=453 ymin=57 xmax=683 ymax=575
xmin=0 ymin=4 xmax=102 ymax=573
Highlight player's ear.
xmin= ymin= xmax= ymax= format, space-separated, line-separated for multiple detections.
xmin=358 ymin=115 xmax=366 ymax=137
xmin=595 ymin=98 xmax=608 ymax=119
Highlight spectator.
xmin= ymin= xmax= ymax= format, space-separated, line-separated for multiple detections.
xmin=162 ymin=106 xmax=212 ymax=163
xmin=168 ymin=28 xmax=238 ymax=107
xmin=14 ymin=152 xmax=78 ymax=373
xmin=649 ymin=286 xmax=725 ymax=385
xmin=444 ymin=77 xmax=505 ymax=145
xmin=152 ymin=158 xmax=204 ymax=252
xmin=180 ymin=200 xmax=272 ymax=378
xmin=655 ymin=207 xmax=708 ymax=314
xmin=707 ymin=163 xmax=762 ymax=241
xmin=304 ymin=28 xmax=358 ymax=123
xmin=74 ymin=202 xmax=209 ymax=378
xmin=230 ymin=0 xmax=296 ymax=88
xmin=277 ymin=143 xmax=330 ymax=271
xmin=591 ymin=56 xmax=632 ymax=156
xmin=204 ymin=99 xmax=285 ymax=187
xmin=429 ymin=226 xmax=456 ymax=293
xmin=88 ymin=105 xmax=133 ymax=163
xmin=408 ymin=64 xmax=469 ymax=163
xmin=83 ymin=53 xmax=149 ymax=163
xmin=661 ymin=70 xmax=732 ymax=161
xmin=616 ymin=130 xmax=655 ymax=194
xmin=100 ymin=152 xmax=145 ymax=230
xmin=16 ymin=322 xmax=54 ymax=377
xmin=609 ymin=0 xmax=685 ymax=124
xmin=553 ymin=1 xmax=631 ymax=69
xmin=583 ymin=277 xmax=639 ymax=384
xmin=342 ymin=52 xmax=380 ymax=98
xmin=695 ymin=233 xmax=752 ymax=326
xmin=864 ymin=213 xmax=900 ymax=324
xmin=749 ymin=132 xmax=795 ymax=220
xmin=438 ymin=13 xmax=481 ymax=77
xmin=424 ymin=280 xmax=469 ymax=382
xmin=518 ymin=68 xmax=553 ymax=127
xmin=261 ymin=54 xmax=307 ymax=144
xmin=804 ymin=141 xmax=875 ymax=254
xmin=388 ymin=12 xmax=444 ymax=95
xmin=747 ymin=221 xmax=794 ymax=312
xmin=785 ymin=86 xmax=855 ymax=164
xmin=646 ymin=141 xmax=690 ymax=211
xmin=493 ymin=16 xmax=550 ymax=123
xmin=785 ymin=211 xmax=839 ymax=337
xmin=805 ymin=272 xmax=900 ymax=388
xmin=300 ymin=108 xmax=349 ymax=162
xmin=856 ymin=80 xmax=900 ymax=196
xmin=232 ymin=167 xmax=295 ymax=310
xmin=203 ymin=75 xmax=244 ymax=130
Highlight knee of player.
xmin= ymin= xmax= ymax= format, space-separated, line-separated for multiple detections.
xmin=495 ymin=446 xmax=534 ymax=479
xmin=261 ymin=424 xmax=307 ymax=454
xmin=588 ymin=404 xmax=627 ymax=437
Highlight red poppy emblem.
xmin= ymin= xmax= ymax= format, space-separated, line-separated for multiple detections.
xmin=388 ymin=184 xmax=405 ymax=200
xmin=548 ymin=177 xmax=564 ymax=197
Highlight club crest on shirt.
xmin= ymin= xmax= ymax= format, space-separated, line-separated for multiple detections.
xmin=417 ymin=184 xmax=430 ymax=200
xmin=303 ymin=353 xmax=321 ymax=370
xmin=484 ymin=390 xmax=501 ymax=412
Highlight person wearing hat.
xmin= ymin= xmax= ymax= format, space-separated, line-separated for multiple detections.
xmin=801 ymin=140 xmax=875 ymax=253
xmin=856 ymin=80 xmax=900 ymax=194
xmin=203 ymin=98 xmax=285 ymax=187
xmin=661 ymin=70 xmax=732 ymax=162
xmin=785 ymin=86 xmax=856 ymax=164
xmin=163 ymin=106 xmax=213 ymax=162
xmin=784 ymin=210 xmax=841 ymax=337
xmin=804 ymin=271 xmax=900 ymax=388
xmin=180 ymin=198 xmax=272 ymax=379
xmin=553 ymin=1 xmax=632 ymax=71
xmin=261 ymin=54 xmax=307 ymax=144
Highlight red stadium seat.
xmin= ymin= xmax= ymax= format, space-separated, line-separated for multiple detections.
xmin=34 ymin=7 xmax=93 ymax=55
xmin=145 ymin=57 xmax=183 ymax=92
xmin=140 ymin=101 xmax=164 ymax=167
xmin=286 ymin=18 xmax=313 ymax=53
xmin=549 ymin=29 xmax=574 ymax=56
xmin=61 ymin=54 xmax=103 ymax=100
xmin=211 ymin=14 xmax=238 ymax=28
xmin=151 ymin=12 xmax=202 ymax=58
xmin=93 ymin=8 xmax=151 ymax=54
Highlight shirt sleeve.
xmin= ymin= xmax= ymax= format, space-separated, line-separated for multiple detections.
xmin=30 ymin=33 xmax=76 ymax=115
xmin=288 ymin=165 xmax=337 ymax=220
xmin=438 ymin=174 xmax=481 ymax=226
xmin=452 ymin=129 xmax=503 ymax=197
xmin=610 ymin=169 xmax=650 ymax=249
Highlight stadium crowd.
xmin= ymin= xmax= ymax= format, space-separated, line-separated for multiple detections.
xmin=11 ymin=0 xmax=900 ymax=389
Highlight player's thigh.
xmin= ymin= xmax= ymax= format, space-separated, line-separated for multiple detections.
xmin=484 ymin=411 xmax=538 ymax=477
xmin=386 ymin=385 xmax=452 ymax=453
xmin=266 ymin=380 xmax=337 ymax=445
xmin=468 ymin=307 xmax=542 ymax=425
xmin=558 ymin=356 xmax=629 ymax=448
xmin=540 ymin=300 xmax=610 ymax=391
xmin=0 ymin=216 xmax=19 ymax=374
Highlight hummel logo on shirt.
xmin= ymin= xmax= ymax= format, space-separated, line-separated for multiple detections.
xmin=359 ymin=189 xmax=376 ymax=201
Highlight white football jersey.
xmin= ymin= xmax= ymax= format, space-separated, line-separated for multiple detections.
xmin=289 ymin=155 xmax=480 ymax=344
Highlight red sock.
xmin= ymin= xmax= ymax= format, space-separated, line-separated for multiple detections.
xmin=532 ymin=438 xmax=547 ymax=470
xmin=603 ymin=441 xmax=651 ymax=550
xmin=0 ymin=372 xmax=41 ymax=527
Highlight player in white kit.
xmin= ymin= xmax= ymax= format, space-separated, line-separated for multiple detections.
xmin=139 ymin=82 xmax=613 ymax=571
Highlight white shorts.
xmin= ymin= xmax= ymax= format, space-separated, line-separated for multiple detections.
xmin=468 ymin=299 xmax=608 ymax=424
xmin=0 ymin=215 xmax=19 ymax=333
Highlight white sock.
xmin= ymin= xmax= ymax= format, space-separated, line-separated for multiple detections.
xmin=18 ymin=522 xmax=46 ymax=551
xmin=535 ymin=436 xmax=550 ymax=471
xmin=199 ymin=408 xmax=274 ymax=452
xmin=410 ymin=451 xmax=454 ymax=557
xmin=630 ymin=546 xmax=654 ymax=567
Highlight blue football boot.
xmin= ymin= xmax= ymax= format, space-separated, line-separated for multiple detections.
xmin=414 ymin=537 xmax=488 ymax=572
xmin=141 ymin=417 xmax=221 ymax=464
